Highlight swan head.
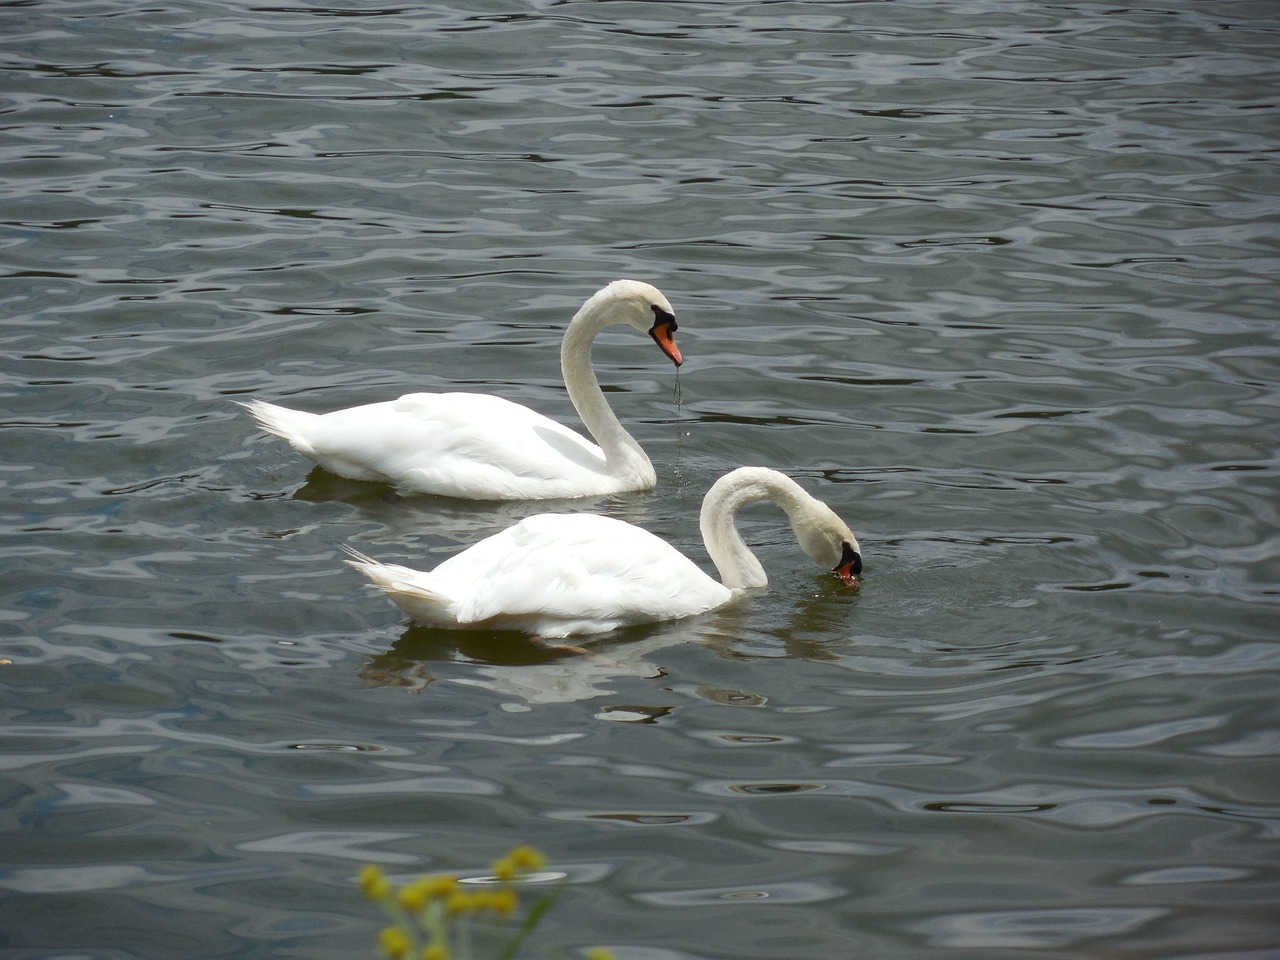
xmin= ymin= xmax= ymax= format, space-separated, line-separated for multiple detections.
xmin=594 ymin=279 xmax=682 ymax=367
xmin=793 ymin=501 xmax=863 ymax=586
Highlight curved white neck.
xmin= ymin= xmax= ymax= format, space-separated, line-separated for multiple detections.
xmin=561 ymin=296 xmax=654 ymax=484
xmin=698 ymin=468 xmax=820 ymax=589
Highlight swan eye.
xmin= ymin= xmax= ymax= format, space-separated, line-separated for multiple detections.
xmin=651 ymin=305 xmax=677 ymax=332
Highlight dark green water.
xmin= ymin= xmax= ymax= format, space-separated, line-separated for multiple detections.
xmin=2 ymin=3 xmax=1277 ymax=958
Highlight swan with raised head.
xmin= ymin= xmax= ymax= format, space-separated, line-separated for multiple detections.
xmin=239 ymin=279 xmax=682 ymax=500
xmin=344 ymin=467 xmax=863 ymax=639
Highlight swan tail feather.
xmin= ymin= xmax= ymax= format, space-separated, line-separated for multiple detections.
xmin=237 ymin=399 xmax=320 ymax=457
xmin=343 ymin=546 xmax=455 ymax=624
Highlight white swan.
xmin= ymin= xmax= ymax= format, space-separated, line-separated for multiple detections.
xmin=345 ymin=467 xmax=863 ymax=639
xmin=239 ymin=280 xmax=682 ymax=500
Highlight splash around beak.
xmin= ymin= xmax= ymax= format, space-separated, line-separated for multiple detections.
xmin=649 ymin=319 xmax=683 ymax=367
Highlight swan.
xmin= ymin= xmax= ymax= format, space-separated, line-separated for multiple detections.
xmin=344 ymin=467 xmax=863 ymax=639
xmin=238 ymin=279 xmax=682 ymax=500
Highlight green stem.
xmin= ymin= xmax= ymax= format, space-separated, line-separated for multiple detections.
xmin=497 ymin=884 xmax=565 ymax=960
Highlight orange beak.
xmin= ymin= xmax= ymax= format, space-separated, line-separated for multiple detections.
xmin=649 ymin=319 xmax=683 ymax=367
xmin=835 ymin=544 xmax=862 ymax=586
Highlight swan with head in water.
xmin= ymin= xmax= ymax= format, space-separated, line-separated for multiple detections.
xmin=344 ymin=467 xmax=863 ymax=639
xmin=238 ymin=280 xmax=682 ymax=500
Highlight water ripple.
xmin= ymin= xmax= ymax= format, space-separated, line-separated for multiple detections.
xmin=911 ymin=907 xmax=1169 ymax=950
xmin=4 ymin=3 xmax=1278 ymax=958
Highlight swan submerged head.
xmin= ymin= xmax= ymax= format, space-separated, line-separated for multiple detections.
xmin=835 ymin=540 xmax=863 ymax=585
xmin=699 ymin=466 xmax=863 ymax=591
xmin=791 ymin=498 xmax=863 ymax=586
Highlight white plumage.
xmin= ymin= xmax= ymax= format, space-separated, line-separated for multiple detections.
xmin=346 ymin=467 xmax=863 ymax=639
xmin=239 ymin=280 xmax=682 ymax=500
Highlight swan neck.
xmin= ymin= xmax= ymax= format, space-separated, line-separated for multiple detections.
xmin=561 ymin=299 xmax=651 ymax=479
xmin=699 ymin=470 xmax=814 ymax=590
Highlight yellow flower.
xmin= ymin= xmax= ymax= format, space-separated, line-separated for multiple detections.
xmin=360 ymin=865 xmax=391 ymax=903
xmin=487 ymin=888 xmax=519 ymax=919
xmin=585 ymin=949 xmax=616 ymax=960
xmin=492 ymin=857 xmax=518 ymax=882
xmin=398 ymin=883 xmax=427 ymax=913
xmin=424 ymin=875 xmax=459 ymax=900
xmin=378 ymin=925 xmax=413 ymax=959
xmin=493 ymin=844 xmax=547 ymax=881
xmin=445 ymin=888 xmax=475 ymax=915
xmin=510 ymin=845 xmax=547 ymax=872
xmin=421 ymin=944 xmax=449 ymax=960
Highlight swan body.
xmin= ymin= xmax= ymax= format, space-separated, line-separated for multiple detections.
xmin=346 ymin=467 xmax=863 ymax=638
xmin=240 ymin=280 xmax=682 ymax=500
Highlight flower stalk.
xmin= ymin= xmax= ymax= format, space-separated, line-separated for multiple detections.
xmin=358 ymin=846 xmax=613 ymax=960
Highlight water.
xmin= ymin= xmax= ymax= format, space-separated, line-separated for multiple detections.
xmin=2 ymin=2 xmax=1278 ymax=957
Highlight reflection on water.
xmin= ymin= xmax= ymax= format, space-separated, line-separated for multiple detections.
xmin=358 ymin=624 xmax=672 ymax=703
xmin=2 ymin=2 xmax=1278 ymax=959
xmin=352 ymin=562 xmax=860 ymax=705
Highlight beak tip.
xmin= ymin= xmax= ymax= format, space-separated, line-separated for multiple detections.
xmin=835 ymin=547 xmax=862 ymax=586
xmin=650 ymin=320 xmax=682 ymax=368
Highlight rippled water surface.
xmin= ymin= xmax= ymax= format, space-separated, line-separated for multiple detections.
xmin=3 ymin=2 xmax=1278 ymax=958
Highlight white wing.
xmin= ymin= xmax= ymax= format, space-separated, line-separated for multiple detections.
xmin=414 ymin=514 xmax=732 ymax=637
xmin=254 ymin=393 xmax=616 ymax=499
